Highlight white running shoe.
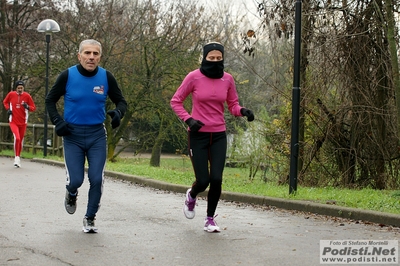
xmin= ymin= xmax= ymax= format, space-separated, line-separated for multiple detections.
xmin=14 ymin=156 xmax=20 ymax=168
xmin=83 ymin=216 xmax=97 ymax=233
xmin=204 ymin=215 xmax=221 ymax=233
xmin=183 ymin=188 xmax=196 ymax=219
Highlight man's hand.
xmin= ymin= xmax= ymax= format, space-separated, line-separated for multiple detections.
xmin=22 ymin=102 xmax=29 ymax=110
xmin=7 ymin=109 xmax=12 ymax=116
xmin=107 ymin=109 xmax=121 ymax=129
xmin=185 ymin=118 xmax=205 ymax=132
xmin=55 ymin=120 xmax=73 ymax=136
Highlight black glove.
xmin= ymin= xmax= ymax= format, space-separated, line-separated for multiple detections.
xmin=185 ymin=118 xmax=205 ymax=132
xmin=55 ymin=120 xmax=73 ymax=136
xmin=107 ymin=109 xmax=121 ymax=129
xmin=240 ymin=108 xmax=255 ymax=122
xmin=7 ymin=109 xmax=12 ymax=116
xmin=22 ymin=102 xmax=29 ymax=110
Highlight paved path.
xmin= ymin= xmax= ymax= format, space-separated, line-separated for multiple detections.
xmin=0 ymin=157 xmax=399 ymax=266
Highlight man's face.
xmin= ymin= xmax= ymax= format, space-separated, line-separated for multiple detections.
xmin=77 ymin=44 xmax=101 ymax=72
xmin=16 ymin=85 xmax=24 ymax=94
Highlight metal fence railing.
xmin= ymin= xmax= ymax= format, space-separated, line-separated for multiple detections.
xmin=0 ymin=122 xmax=63 ymax=156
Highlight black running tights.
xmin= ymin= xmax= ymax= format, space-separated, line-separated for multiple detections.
xmin=188 ymin=131 xmax=227 ymax=217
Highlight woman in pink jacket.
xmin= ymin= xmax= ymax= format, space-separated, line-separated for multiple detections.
xmin=170 ymin=42 xmax=254 ymax=232
xmin=3 ymin=80 xmax=36 ymax=167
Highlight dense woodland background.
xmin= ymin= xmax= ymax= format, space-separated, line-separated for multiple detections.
xmin=1 ymin=0 xmax=400 ymax=190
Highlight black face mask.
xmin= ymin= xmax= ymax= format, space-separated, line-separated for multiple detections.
xmin=200 ymin=60 xmax=224 ymax=79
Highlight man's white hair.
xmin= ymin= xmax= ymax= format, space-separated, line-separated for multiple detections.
xmin=79 ymin=39 xmax=102 ymax=55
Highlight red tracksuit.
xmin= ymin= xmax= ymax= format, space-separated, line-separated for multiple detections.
xmin=3 ymin=91 xmax=36 ymax=156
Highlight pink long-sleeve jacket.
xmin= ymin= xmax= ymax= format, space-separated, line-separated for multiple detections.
xmin=170 ymin=69 xmax=243 ymax=132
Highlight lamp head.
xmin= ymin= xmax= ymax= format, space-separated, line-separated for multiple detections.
xmin=37 ymin=19 xmax=60 ymax=34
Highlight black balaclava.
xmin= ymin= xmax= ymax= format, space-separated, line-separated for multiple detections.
xmin=200 ymin=42 xmax=224 ymax=79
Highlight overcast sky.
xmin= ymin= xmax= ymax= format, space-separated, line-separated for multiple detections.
xmin=199 ymin=0 xmax=260 ymax=28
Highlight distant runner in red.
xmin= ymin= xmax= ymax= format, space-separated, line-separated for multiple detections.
xmin=3 ymin=80 xmax=36 ymax=167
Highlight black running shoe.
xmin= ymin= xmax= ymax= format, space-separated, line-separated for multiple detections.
xmin=64 ymin=190 xmax=77 ymax=214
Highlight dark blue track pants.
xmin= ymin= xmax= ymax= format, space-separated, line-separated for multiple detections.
xmin=63 ymin=124 xmax=107 ymax=218
xmin=188 ymin=131 xmax=227 ymax=217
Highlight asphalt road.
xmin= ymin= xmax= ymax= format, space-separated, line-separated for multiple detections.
xmin=0 ymin=157 xmax=399 ymax=266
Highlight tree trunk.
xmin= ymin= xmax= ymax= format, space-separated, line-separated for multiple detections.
xmin=150 ymin=138 xmax=162 ymax=167
xmin=385 ymin=0 xmax=400 ymax=138
xmin=150 ymin=113 xmax=168 ymax=167
xmin=298 ymin=0 xmax=312 ymax=177
xmin=107 ymin=140 xmax=117 ymax=162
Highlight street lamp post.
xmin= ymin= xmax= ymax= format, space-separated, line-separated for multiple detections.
xmin=37 ymin=19 xmax=60 ymax=157
xmin=289 ymin=0 xmax=302 ymax=194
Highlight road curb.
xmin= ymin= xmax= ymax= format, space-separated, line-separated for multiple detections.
xmin=31 ymin=158 xmax=400 ymax=227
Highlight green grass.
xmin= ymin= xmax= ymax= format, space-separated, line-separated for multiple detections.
xmin=2 ymin=150 xmax=399 ymax=214
xmin=105 ymin=157 xmax=400 ymax=215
